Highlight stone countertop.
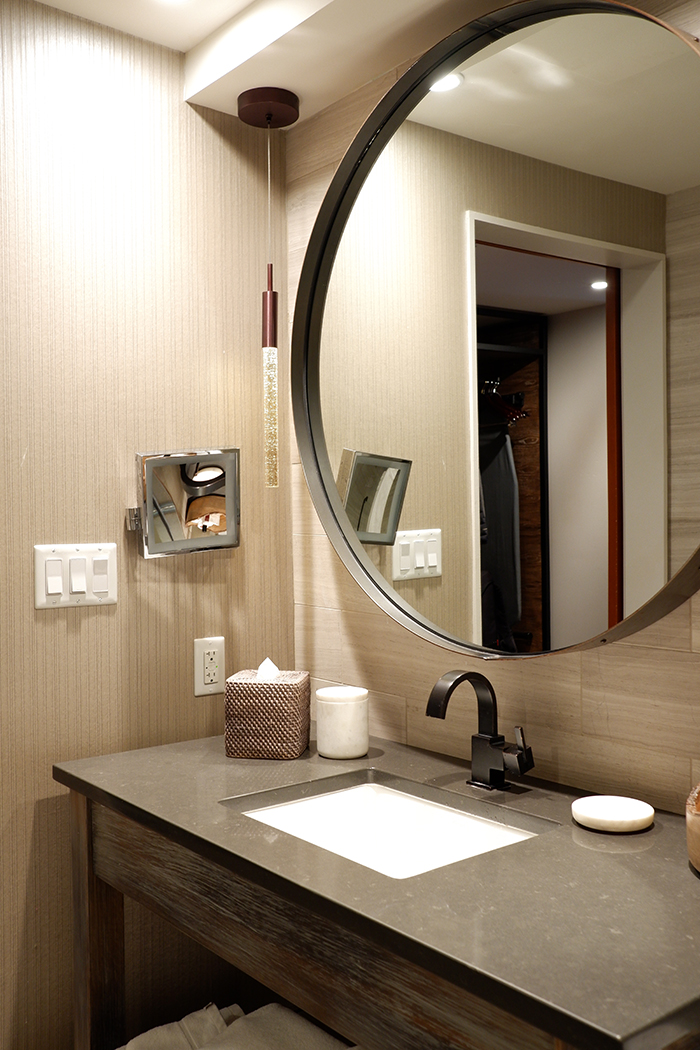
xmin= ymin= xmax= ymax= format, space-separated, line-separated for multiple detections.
xmin=54 ymin=735 xmax=700 ymax=1050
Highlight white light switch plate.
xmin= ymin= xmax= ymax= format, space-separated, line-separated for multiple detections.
xmin=391 ymin=529 xmax=442 ymax=581
xmin=34 ymin=544 xmax=117 ymax=609
xmin=194 ymin=636 xmax=225 ymax=696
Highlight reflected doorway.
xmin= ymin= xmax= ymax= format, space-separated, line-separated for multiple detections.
xmin=476 ymin=242 xmax=618 ymax=651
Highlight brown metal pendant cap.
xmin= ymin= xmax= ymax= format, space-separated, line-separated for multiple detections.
xmin=263 ymin=264 xmax=278 ymax=348
xmin=237 ymin=87 xmax=299 ymax=129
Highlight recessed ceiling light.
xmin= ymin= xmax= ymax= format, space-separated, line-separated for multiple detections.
xmin=591 ymin=280 xmax=608 ymax=290
xmin=430 ymin=73 xmax=463 ymax=93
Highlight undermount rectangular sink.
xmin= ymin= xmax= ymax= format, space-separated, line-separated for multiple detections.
xmin=222 ymin=769 xmax=555 ymax=880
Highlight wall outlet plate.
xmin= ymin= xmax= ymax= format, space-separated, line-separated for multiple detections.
xmin=194 ymin=636 xmax=225 ymax=696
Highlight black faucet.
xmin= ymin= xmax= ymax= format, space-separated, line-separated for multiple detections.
xmin=426 ymin=670 xmax=534 ymax=790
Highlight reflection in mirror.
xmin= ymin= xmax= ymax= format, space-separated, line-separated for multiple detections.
xmin=336 ymin=449 xmax=411 ymax=545
xmin=306 ymin=5 xmax=700 ymax=654
xmin=135 ymin=449 xmax=240 ymax=558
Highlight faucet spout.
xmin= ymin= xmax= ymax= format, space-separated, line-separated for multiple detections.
xmin=426 ymin=670 xmax=499 ymax=736
xmin=426 ymin=670 xmax=534 ymax=790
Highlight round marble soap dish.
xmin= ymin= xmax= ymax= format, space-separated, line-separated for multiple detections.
xmin=571 ymin=795 xmax=655 ymax=833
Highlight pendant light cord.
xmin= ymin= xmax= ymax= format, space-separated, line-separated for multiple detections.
xmin=266 ymin=117 xmax=272 ymax=268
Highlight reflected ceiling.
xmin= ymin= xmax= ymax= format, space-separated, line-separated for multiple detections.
xmin=476 ymin=246 xmax=608 ymax=315
xmin=410 ymin=15 xmax=700 ymax=193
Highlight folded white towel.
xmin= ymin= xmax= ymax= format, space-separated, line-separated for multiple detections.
xmin=202 ymin=1004 xmax=358 ymax=1050
xmin=116 ymin=1002 xmax=243 ymax=1050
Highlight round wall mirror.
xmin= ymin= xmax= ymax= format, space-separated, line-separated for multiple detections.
xmin=291 ymin=0 xmax=700 ymax=657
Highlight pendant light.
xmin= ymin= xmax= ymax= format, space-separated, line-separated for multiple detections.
xmin=237 ymin=87 xmax=299 ymax=488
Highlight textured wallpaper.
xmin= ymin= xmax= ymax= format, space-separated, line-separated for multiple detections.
xmin=0 ymin=1 xmax=294 ymax=1045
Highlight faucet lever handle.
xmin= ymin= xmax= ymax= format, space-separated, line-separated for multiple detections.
xmin=503 ymin=725 xmax=534 ymax=776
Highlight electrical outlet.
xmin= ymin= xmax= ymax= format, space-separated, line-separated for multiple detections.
xmin=204 ymin=650 xmax=219 ymax=685
xmin=194 ymin=636 xmax=225 ymax=696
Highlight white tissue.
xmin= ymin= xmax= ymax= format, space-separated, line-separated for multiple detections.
xmin=256 ymin=657 xmax=280 ymax=682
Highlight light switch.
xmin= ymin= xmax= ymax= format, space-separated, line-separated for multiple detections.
xmin=92 ymin=558 xmax=109 ymax=593
xmin=69 ymin=558 xmax=87 ymax=594
xmin=45 ymin=559 xmax=63 ymax=596
xmin=34 ymin=544 xmax=117 ymax=609
xmin=414 ymin=540 xmax=425 ymax=569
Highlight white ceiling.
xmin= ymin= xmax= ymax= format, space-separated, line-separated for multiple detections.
xmin=41 ymin=0 xmax=256 ymax=52
xmin=42 ymin=0 xmax=470 ymax=121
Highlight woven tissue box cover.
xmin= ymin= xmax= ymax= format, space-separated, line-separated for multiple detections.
xmin=224 ymin=670 xmax=310 ymax=760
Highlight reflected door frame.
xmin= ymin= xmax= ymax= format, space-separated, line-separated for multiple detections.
xmin=466 ymin=211 xmax=667 ymax=642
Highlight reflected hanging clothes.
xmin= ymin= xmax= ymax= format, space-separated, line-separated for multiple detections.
xmin=479 ymin=427 xmax=521 ymax=633
xmin=481 ymin=570 xmax=517 ymax=653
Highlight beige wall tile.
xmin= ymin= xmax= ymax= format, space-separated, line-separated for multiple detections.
xmin=286 ymin=74 xmax=397 ymax=186
xmin=524 ymin=726 xmax=692 ymax=815
xmin=294 ymin=531 xmax=371 ymax=613
xmin=366 ymin=688 xmax=408 ymax=743
xmin=582 ymin=646 xmax=700 ymax=757
xmin=408 ymin=695 xmax=473 ymax=762
xmin=295 ymin=604 xmax=343 ymax=684
xmin=616 ymin=600 xmax=692 ymax=651
xmin=286 ymin=162 xmax=340 ymax=308
xmin=691 ymin=594 xmax=700 ymax=652
xmin=666 ymin=182 xmax=700 ymax=572
xmin=292 ymin=463 xmax=326 ymax=536
xmin=339 ymin=607 xmax=470 ymax=703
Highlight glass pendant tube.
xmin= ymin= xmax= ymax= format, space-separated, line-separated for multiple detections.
xmin=262 ymin=121 xmax=279 ymax=488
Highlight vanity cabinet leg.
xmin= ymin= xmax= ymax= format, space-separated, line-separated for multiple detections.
xmin=70 ymin=791 xmax=126 ymax=1050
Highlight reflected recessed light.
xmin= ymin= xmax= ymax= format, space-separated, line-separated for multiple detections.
xmin=192 ymin=467 xmax=224 ymax=483
xmin=591 ymin=280 xmax=608 ymax=290
xmin=430 ymin=73 xmax=463 ymax=92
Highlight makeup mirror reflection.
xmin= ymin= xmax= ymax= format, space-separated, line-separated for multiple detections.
xmin=135 ymin=449 xmax=240 ymax=558
xmin=337 ymin=449 xmax=412 ymax=545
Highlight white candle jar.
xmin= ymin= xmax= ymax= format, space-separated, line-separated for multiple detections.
xmin=315 ymin=686 xmax=369 ymax=759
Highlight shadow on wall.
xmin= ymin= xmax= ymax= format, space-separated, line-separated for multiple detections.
xmin=10 ymin=793 xmax=273 ymax=1049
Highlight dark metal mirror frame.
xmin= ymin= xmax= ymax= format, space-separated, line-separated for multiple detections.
xmin=290 ymin=0 xmax=700 ymax=657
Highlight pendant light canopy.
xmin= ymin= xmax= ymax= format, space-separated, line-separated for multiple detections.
xmin=237 ymin=87 xmax=300 ymax=129
xmin=237 ymin=87 xmax=299 ymax=488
